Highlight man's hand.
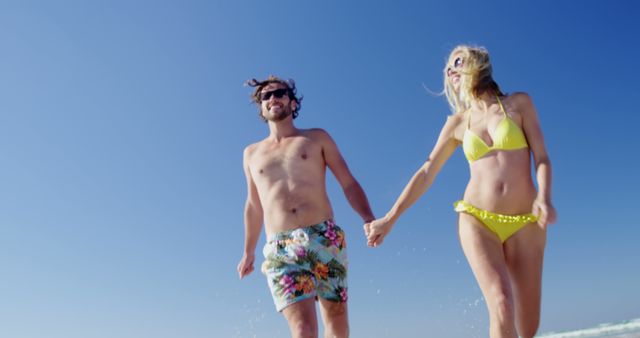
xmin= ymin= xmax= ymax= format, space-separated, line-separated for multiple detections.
xmin=237 ymin=252 xmax=256 ymax=279
xmin=364 ymin=217 xmax=394 ymax=247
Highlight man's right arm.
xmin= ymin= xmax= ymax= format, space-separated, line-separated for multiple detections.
xmin=237 ymin=146 xmax=264 ymax=279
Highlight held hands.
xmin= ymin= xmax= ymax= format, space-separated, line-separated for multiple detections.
xmin=532 ymin=197 xmax=557 ymax=230
xmin=363 ymin=216 xmax=394 ymax=247
xmin=237 ymin=252 xmax=255 ymax=279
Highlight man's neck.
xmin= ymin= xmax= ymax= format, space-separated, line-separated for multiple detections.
xmin=268 ymin=119 xmax=298 ymax=141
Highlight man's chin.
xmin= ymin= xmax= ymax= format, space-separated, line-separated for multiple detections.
xmin=267 ymin=111 xmax=292 ymax=122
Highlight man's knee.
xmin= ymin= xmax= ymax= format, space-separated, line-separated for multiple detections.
xmin=324 ymin=323 xmax=349 ymax=338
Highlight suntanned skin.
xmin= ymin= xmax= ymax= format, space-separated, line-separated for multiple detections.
xmin=237 ymin=82 xmax=374 ymax=338
xmin=364 ymin=50 xmax=556 ymax=338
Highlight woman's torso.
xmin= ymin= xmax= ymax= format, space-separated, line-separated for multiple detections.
xmin=454 ymin=95 xmax=537 ymax=214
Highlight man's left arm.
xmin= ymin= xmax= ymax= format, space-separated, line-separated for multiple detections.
xmin=318 ymin=129 xmax=375 ymax=223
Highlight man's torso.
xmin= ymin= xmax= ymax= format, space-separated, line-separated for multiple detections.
xmin=247 ymin=129 xmax=334 ymax=234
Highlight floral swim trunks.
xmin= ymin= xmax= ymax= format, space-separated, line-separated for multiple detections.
xmin=261 ymin=219 xmax=348 ymax=312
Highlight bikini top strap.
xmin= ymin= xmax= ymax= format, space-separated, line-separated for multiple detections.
xmin=496 ymin=94 xmax=507 ymax=117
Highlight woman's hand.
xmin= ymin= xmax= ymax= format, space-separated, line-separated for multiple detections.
xmin=532 ymin=197 xmax=557 ymax=229
xmin=364 ymin=216 xmax=395 ymax=247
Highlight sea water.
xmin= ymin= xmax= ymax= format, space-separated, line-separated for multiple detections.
xmin=537 ymin=318 xmax=640 ymax=338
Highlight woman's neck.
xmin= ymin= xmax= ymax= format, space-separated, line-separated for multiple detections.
xmin=470 ymin=91 xmax=497 ymax=112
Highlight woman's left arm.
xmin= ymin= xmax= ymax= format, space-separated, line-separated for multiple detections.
xmin=516 ymin=92 xmax=557 ymax=228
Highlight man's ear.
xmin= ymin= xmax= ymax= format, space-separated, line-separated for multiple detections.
xmin=290 ymin=100 xmax=297 ymax=112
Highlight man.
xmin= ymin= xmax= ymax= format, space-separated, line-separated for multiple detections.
xmin=237 ymin=76 xmax=374 ymax=338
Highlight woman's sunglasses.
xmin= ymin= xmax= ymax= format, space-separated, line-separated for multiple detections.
xmin=447 ymin=57 xmax=463 ymax=76
xmin=260 ymin=88 xmax=289 ymax=102
xmin=453 ymin=57 xmax=463 ymax=68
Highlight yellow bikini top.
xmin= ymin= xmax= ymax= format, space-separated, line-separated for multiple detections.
xmin=462 ymin=95 xmax=529 ymax=162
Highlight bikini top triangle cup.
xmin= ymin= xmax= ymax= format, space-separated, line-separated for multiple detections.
xmin=462 ymin=95 xmax=529 ymax=162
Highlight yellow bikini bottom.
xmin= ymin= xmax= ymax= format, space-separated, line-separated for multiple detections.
xmin=454 ymin=200 xmax=538 ymax=243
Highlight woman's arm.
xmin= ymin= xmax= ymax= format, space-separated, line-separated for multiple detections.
xmin=516 ymin=92 xmax=557 ymax=228
xmin=366 ymin=115 xmax=462 ymax=247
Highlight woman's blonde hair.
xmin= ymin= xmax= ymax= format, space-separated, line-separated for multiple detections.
xmin=443 ymin=45 xmax=504 ymax=114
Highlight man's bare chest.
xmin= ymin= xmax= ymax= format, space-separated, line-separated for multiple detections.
xmin=251 ymin=140 xmax=324 ymax=178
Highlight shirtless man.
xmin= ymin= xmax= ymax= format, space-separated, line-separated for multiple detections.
xmin=237 ymin=76 xmax=374 ymax=338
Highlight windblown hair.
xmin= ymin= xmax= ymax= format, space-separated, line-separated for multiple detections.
xmin=443 ymin=45 xmax=504 ymax=114
xmin=246 ymin=75 xmax=303 ymax=120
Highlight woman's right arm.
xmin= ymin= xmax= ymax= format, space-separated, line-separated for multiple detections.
xmin=366 ymin=115 xmax=462 ymax=247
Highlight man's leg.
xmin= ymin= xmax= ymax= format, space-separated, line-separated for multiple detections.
xmin=318 ymin=298 xmax=348 ymax=338
xmin=282 ymin=298 xmax=319 ymax=338
xmin=315 ymin=221 xmax=349 ymax=338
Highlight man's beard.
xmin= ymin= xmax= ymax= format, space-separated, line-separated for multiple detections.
xmin=264 ymin=104 xmax=292 ymax=122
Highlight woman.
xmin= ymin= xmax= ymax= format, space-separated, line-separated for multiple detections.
xmin=365 ymin=45 xmax=557 ymax=338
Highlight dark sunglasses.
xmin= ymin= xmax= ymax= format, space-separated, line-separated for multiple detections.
xmin=260 ymin=88 xmax=289 ymax=102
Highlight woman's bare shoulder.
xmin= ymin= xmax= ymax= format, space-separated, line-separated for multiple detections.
xmin=444 ymin=112 xmax=466 ymax=140
xmin=506 ymin=92 xmax=534 ymax=108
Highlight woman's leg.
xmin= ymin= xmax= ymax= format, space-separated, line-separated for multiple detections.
xmin=459 ymin=213 xmax=518 ymax=338
xmin=504 ymin=222 xmax=547 ymax=338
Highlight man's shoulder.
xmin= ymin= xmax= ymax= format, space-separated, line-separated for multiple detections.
xmin=300 ymin=127 xmax=329 ymax=135
xmin=243 ymin=139 xmax=266 ymax=157
xmin=300 ymin=128 xmax=332 ymax=141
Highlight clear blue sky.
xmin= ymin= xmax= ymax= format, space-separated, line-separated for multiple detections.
xmin=1 ymin=1 xmax=639 ymax=337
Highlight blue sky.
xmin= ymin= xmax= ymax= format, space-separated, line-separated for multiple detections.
xmin=1 ymin=1 xmax=639 ymax=337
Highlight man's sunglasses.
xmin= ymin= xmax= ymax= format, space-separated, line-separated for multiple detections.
xmin=260 ymin=88 xmax=290 ymax=102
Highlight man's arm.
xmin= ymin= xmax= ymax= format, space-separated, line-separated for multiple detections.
xmin=237 ymin=146 xmax=264 ymax=279
xmin=318 ymin=129 xmax=375 ymax=223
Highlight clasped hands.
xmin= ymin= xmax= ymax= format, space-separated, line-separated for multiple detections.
xmin=363 ymin=217 xmax=394 ymax=247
